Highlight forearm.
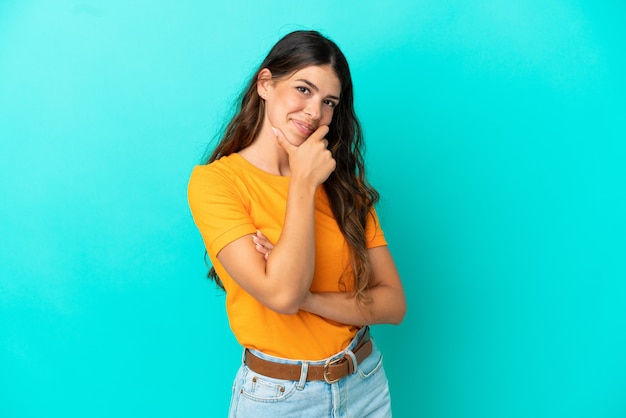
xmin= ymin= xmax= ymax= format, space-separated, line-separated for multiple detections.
xmin=262 ymin=178 xmax=318 ymax=309
xmin=301 ymin=285 xmax=406 ymax=326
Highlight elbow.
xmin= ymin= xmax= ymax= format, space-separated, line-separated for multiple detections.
xmin=265 ymin=290 xmax=306 ymax=316
xmin=389 ymin=299 xmax=407 ymax=325
xmin=391 ymin=309 xmax=406 ymax=325
xmin=366 ymin=296 xmax=406 ymax=325
xmin=271 ymin=302 xmax=300 ymax=316
xmin=393 ymin=287 xmax=407 ymax=324
xmin=376 ymin=287 xmax=406 ymax=325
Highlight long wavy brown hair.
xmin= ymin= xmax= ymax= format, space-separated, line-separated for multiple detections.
xmin=203 ymin=30 xmax=379 ymax=306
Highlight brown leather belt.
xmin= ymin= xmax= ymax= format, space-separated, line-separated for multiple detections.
xmin=244 ymin=329 xmax=372 ymax=384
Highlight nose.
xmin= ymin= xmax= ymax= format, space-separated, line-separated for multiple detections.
xmin=304 ymin=100 xmax=322 ymax=121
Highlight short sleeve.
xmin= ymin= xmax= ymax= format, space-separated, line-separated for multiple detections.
xmin=365 ymin=208 xmax=387 ymax=249
xmin=187 ymin=164 xmax=257 ymax=257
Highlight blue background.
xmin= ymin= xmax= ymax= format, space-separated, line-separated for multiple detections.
xmin=1 ymin=1 xmax=625 ymax=417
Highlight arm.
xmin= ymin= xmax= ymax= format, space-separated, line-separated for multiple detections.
xmin=216 ymin=126 xmax=335 ymax=315
xmin=253 ymin=234 xmax=406 ymax=325
xmin=300 ymin=246 xmax=406 ymax=326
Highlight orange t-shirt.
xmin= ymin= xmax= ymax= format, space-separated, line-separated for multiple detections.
xmin=187 ymin=153 xmax=387 ymax=360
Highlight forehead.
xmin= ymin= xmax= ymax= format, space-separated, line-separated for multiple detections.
xmin=284 ymin=65 xmax=341 ymax=95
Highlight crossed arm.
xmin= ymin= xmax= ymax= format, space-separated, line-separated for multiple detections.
xmin=250 ymin=230 xmax=406 ymax=326
xmin=216 ymin=125 xmax=405 ymax=325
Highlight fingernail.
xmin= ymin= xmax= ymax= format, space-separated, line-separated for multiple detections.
xmin=271 ymin=127 xmax=279 ymax=137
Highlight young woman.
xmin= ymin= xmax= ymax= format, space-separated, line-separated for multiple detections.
xmin=188 ymin=30 xmax=406 ymax=417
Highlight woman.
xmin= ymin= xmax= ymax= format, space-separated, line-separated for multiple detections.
xmin=188 ymin=30 xmax=406 ymax=417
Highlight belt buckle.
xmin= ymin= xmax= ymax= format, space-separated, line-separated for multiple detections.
xmin=323 ymin=356 xmax=344 ymax=384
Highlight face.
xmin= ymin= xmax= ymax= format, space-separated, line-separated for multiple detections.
xmin=258 ymin=65 xmax=341 ymax=146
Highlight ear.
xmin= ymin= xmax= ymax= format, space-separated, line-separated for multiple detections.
xmin=256 ymin=68 xmax=273 ymax=98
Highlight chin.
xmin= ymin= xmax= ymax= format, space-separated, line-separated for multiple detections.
xmin=285 ymin=131 xmax=308 ymax=146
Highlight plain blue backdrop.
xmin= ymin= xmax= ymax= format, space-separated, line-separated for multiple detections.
xmin=1 ymin=1 xmax=625 ymax=417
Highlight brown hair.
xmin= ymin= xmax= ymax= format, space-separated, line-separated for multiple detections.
xmin=204 ymin=30 xmax=379 ymax=305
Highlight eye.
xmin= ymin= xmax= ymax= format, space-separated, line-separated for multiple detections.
xmin=296 ymin=86 xmax=310 ymax=94
xmin=324 ymin=99 xmax=338 ymax=108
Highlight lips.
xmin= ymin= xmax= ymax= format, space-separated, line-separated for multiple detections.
xmin=292 ymin=119 xmax=315 ymax=136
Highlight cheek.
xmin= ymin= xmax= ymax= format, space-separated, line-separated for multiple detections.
xmin=321 ymin=108 xmax=335 ymax=125
xmin=271 ymin=95 xmax=302 ymax=116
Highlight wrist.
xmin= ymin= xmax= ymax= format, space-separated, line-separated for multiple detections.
xmin=300 ymin=291 xmax=315 ymax=312
xmin=288 ymin=175 xmax=320 ymax=196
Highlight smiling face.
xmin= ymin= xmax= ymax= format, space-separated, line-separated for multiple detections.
xmin=258 ymin=65 xmax=341 ymax=146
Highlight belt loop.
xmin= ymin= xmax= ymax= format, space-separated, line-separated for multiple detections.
xmin=242 ymin=348 xmax=248 ymax=365
xmin=345 ymin=349 xmax=358 ymax=374
xmin=297 ymin=362 xmax=309 ymax=390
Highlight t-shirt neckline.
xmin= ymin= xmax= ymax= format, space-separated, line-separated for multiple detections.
xmin=229 ymin=153 xmax=291 ymax=186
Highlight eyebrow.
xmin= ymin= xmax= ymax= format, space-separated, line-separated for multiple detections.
xmin=296 ymin=79 xmax=340 ymax=101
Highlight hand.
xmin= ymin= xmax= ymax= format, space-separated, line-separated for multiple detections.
xmin=272 ymin=126 xmax=336 ymax=186
xmin=252 ymin=229 xmax=275 ymax=260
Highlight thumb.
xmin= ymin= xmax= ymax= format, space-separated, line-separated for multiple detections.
xmin=272 ymin=127 xmax=297 ymax=154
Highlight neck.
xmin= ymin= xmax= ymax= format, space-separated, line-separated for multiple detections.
xmin=238 ymin=125 xmax=291 ymax=176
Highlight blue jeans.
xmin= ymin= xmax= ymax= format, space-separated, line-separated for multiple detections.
xmin=228 ymin=327 xmax=392 ymax=417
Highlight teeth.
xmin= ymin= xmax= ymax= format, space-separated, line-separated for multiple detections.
xmin=296 ymin=122 xmax=312 ymax=132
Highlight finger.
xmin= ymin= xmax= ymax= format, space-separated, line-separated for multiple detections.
xmin=255 ymin=230 xmax=268 ymax=246
xmin=256 ymin=230 xmax=275 ymax=250
xmin=272 ymin=127 xmax=297 ymax=155
xmin=254 ymin=237 xmax=267 ymax=249
xmin=252 ymin=234 xmax=267 ymax=256
xmin=255 ymin=243 xmax=266 ymax=254
xmin=307 ymin=125 xmax=330 ymax=143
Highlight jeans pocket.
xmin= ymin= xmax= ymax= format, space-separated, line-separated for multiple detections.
xmin=240 ymin=366 xmax=297 ymax=403
xmin=357 ymin=347 xmax=384 ymax=380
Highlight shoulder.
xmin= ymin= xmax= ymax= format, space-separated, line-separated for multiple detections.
xmin=189 ymin=156 xmax=240 ymax=190
xmin=190 ymin=155 xmax=235 ymax=181
xmin=187 ymin=156 xmax=245 ymax=208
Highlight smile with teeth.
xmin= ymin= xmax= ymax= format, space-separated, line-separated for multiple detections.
xmin=292 ymin=120 xmax=315 ymax=136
